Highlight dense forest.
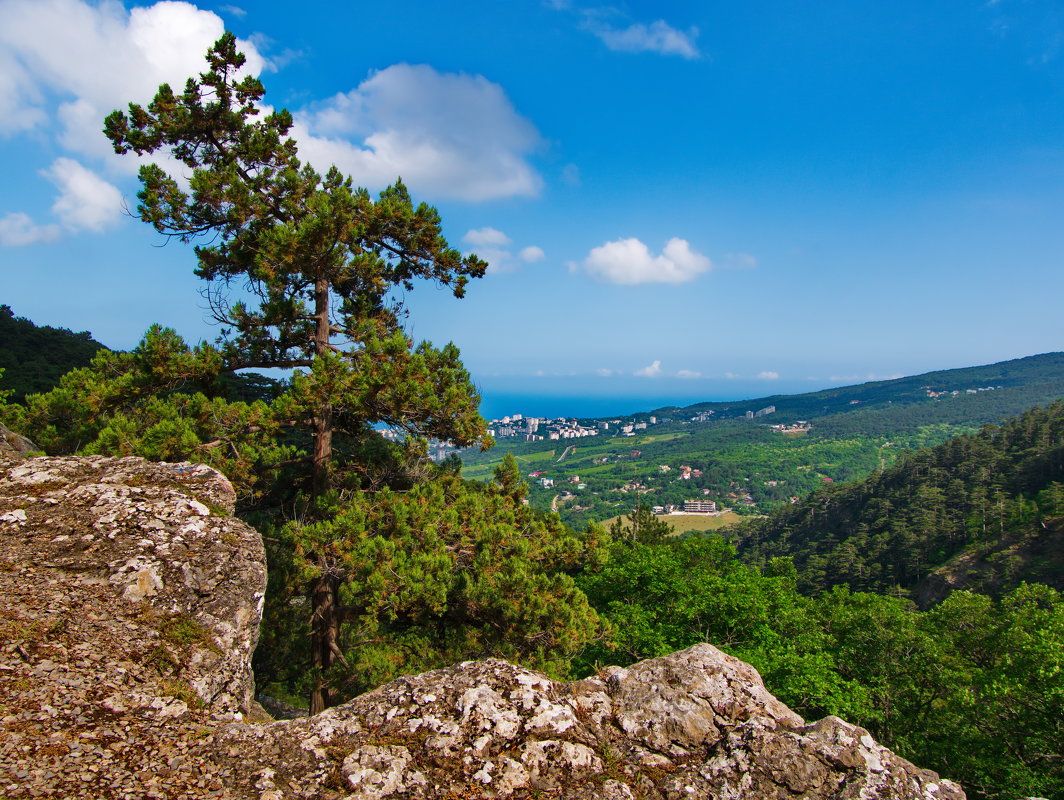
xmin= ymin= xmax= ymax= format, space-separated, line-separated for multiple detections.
xmin=735 ymin=401 xmax=1064 ymax=598
xmin=0 ymin=305 xmax=105 ymax=402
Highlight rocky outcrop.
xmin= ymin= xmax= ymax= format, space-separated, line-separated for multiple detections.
xmin=0 ymin=454 xmax=966 ymax=799
xmin=0 ymin=422 xmax=36 ymax=455
xmin=215 ymin=645 xmax=965 ymax=800
xmin=0 ymin=453 xmax=267 ymax=798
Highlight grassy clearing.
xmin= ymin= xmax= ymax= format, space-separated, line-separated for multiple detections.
xmin=601 ymin=511 xmax=748 ymax=534
xmin=635 ymin=433 xmax=688 ymax=444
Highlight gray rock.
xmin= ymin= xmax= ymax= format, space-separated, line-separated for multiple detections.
xmin=212 ymin=646 xmax=965 ymax=799
xmin=0 ymin=422 xmax=37 ymax=455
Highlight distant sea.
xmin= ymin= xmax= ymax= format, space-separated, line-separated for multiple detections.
xmin=477 ymin=392 xmax=713 ymax=421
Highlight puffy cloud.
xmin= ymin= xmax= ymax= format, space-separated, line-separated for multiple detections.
xmin=676 ymin=369 xmax=702 ymax=379
xmin=578 ymin=237 xmax=711 ymax=285
xmin=295 ymin=64 xmax=543 ymax=202
xmin=519 ymin=245 xmax=545 ymax=263
xmin=589 ymin=19 xmax=700 ymax=59
xmin=0 ymin=51 xmax=46 ymax=135
xmin=44 ymin=158 xmax=124 ymax=232
xmin=596 ymin=368 xmax=616 ymax=377
xmin=0 ymin=0 xmax=264 ymax=160
xmin=0 ymin=213 xmax=61 ymax=247
xmin=635 ymin=360 xmax=663 ymax=378
xmin=464 ymin=227 xmax=512 ymax=247
xmin=462 ymin=227 xmax=544 ymax=274
xmin=757 ymin=371 xmax=780 ymax=380
xmin=1 ymin=158 xmax=123 ymax=246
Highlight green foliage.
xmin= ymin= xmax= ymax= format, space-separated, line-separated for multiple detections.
xmin=608 ymin=502 xmax=672 ymax=544
xmin=265 ymin=475 xmax=605 ymax=700
xmin=0 ymin=305 xmax=106 ymax=403
xmin=737 ymin=401 xmax=1064 ymax=596
xmin=576 ymin=535 xmax=871 ymax=721
xmin=4 ymin=326 xmax=292 ymax=501
xmin=576 ymin=528 xmax=1064 ymax=800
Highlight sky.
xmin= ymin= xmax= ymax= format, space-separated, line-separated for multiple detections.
xmin=2 ymin=0 xmax=1063 ymax=416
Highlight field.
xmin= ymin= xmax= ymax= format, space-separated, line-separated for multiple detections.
xmin=601 ymin=511 xmax=747 ymax=535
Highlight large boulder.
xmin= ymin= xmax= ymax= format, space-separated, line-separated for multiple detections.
xmin=0 ymin=454 xmax=267 ymax=798
xmin=0 ymin=454 xmax=965 ymax=799
xmin=214 ymin=645 xmax=965 ymax=799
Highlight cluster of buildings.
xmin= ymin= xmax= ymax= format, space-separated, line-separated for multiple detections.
xmin=651 ymin=499 xmax=719 ymax=515
xmin=487 ymin=413 xmax=662 ymax=441
xmin=659 ymin=464 xmax=704 ymax=480
xmin=770 ymin=422 xmax=812 ymax=434
xmin=745 ymin=405 xmax=776 ymax=419
xmin=925 ymin=386 xmax=1001 ymax=398
xmin=487 ymin=414 xmax=601 ymax=441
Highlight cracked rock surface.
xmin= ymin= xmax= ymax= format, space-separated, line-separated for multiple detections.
xmin=0 ymin=453 xmax=266 ymax=799
xmin=1 ymin=453 xmax=965 ymax=799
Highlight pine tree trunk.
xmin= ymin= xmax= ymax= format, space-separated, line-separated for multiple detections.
xmin=309 ymin=273 xmax=337 ymax=714
xmin=312 ymin=275 xmax=333 ymax=497
xmin=309 ymin=575 xmax=338 ymax=714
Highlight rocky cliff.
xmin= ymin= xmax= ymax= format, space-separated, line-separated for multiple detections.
xmin=0 ymin=453 xmax=965 ymax=799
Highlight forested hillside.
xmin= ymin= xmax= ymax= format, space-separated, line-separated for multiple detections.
xmin=0 ymin=305 xmax=106 ymax=402
xmin=662 ymin=351 xmax=1064 ymax=429
xmin=735 ymin=401 xmax=1064 ymax=598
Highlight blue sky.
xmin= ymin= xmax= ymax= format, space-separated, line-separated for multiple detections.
xmin=2 ymin=0 xmax=1063 ymax=413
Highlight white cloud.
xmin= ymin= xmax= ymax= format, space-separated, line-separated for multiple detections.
xmin=464 ymin=227 xmax=512 ymax=247
xmin=296 ymin=64 xmax=543 ymax=202
xmin=635 ymin=360 xmax=663 ymax=378
xmin=519 ymin=245 xmax=545 ymax=263
xmin=462 ymin=227 xmax=544 ymax=274
xmin=44 ymin=157 xmax=124 ymax=232
xmin=596 ymin=368 xmax=615 ymax=377
xmin=0 ymin=212 xmax=62 ymax=247
xmin=561 ymin=163 xmax=581 ymax=186
xmin=676 ymin=369 xmax=702 ymax=379
xmin=724 ymin=372 xmax=740 ymax=380
xmin=590 ymin=20 xmax=700 ymax=59
xmin=219 ymin=4 xmax=247 ymax=17
xmin=0 ymin=51 xmax=46 ymax=135
xmin=0 ymin=0 xmax=264 ymax=161
xmin=578 ymin=237 xmax=711 ymax=285
xmin=757 ymin=371 xmax=780 ymax=380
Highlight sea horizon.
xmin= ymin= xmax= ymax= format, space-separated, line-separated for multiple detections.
xmin=476 ymin=390 xmax=787 ymax=422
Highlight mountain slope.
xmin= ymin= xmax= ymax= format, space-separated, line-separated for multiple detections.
xmin=733 ymin=400 xmax=1064 ymax=601
xmin=0 ymin=305 xmax=107 ymax=402
xmin=647 ymin=352 xmax=1064 ymax=433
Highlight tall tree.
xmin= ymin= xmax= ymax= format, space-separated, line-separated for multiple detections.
xmin=104 ymin=32 xmax=488 ymax=495
xmin=105 ymin=33 xmax=491 ymax=712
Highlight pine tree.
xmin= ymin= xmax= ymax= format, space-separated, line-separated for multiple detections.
xmin=105 ymin=33 xmax=491 ymax=712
